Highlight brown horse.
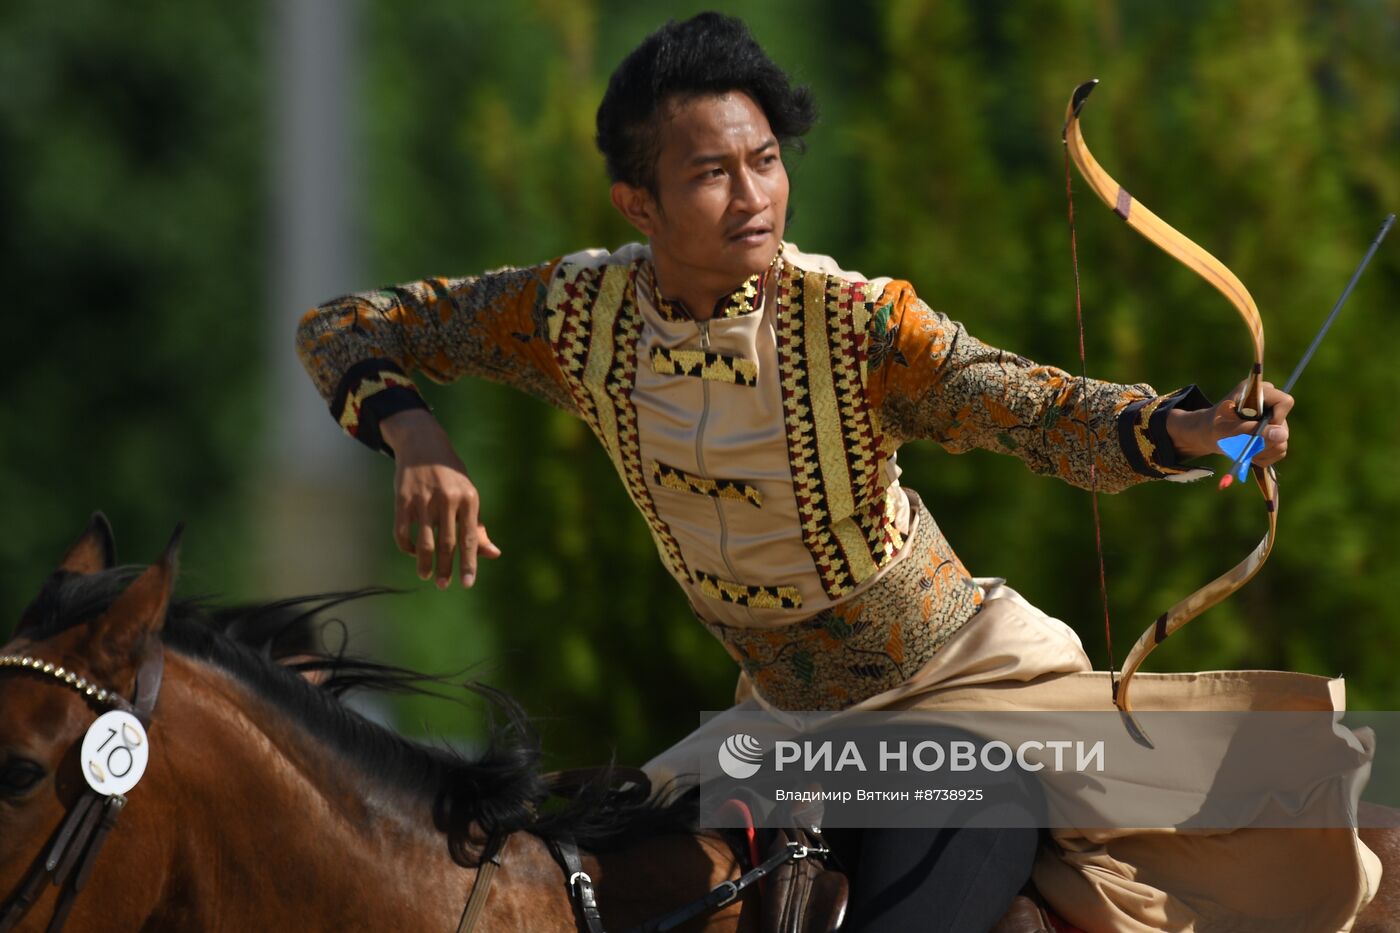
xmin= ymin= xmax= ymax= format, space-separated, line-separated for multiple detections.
xmin=0 ymin=517 xmax=753 ymax=932
xmin=4 ymin=517 xmax=1400 ymax=932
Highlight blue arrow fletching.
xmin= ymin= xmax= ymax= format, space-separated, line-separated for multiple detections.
xmin=1217 ymin=433 xmax=1265 ymax=484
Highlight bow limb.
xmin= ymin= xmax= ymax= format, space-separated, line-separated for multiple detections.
xmin=1115 ymin=465 xmax=1277 ymax=720
xmin=1062 ymin=80 xmax=1266 ymax=419
xmin=1061 ymin=79 xmax=1277 ymax=722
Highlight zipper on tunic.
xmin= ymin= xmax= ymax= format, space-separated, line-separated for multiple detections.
xmin=694 ymin=320 xmax=751 ymax=620
xmin=694 ymin=321 xmax=712 ymax=477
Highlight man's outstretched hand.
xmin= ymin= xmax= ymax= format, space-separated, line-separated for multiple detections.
xmin=1165 ymin=379 xmax=1294 ymax=467
xmin=380 ymin=409 xmax=501 ymax=589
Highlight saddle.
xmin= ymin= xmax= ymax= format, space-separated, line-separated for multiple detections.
xmin=738 ymin=796 xmax=1066 ymax=933
xmin=718 ymin=786 xmax=848 ymax=933
xmin=724 ymin=785 xmax=1080 ymax=933
xmin=990 ymin=896 xmax=1062 ymax=933
xmin=535 ymin=769 xmax=1070 ymax=933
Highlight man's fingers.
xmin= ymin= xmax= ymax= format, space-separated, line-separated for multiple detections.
xmin=458 ymin=522 xmax=500 ymax=589
xmin=394 ymin=499 xmax=416 ymax=555
xmin=458 ymin=501 xmax=479 ymax=588
xmin=1256 ymin=423 xmax=1289 ymax=465
xmin=1257 ymin=381 xmax=1291 ymax=466
xmin=1217 ymin=398 xmax=1245 ymax=426
xmin=415 ymin=520 xmax=436 ymax=581
xmin=394 ymin=465 xmax=488 ymax=590
xmin=1267 ymin=393 xmax=1295 ymax=423
xmin=478 ymin=524 xmax=502 ymax=560
xmin=462 ymin=498 xmax=484 ymax=585
xmin=435 ymin=498 xmax=458 ymax=589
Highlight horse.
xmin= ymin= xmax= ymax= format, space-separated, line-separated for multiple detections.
xmin=0 ymin=516 xmax=756 ymax=932
xmin=3 ymin=515 xmax=1399 ymax=932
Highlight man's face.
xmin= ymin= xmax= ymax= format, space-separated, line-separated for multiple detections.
xmin=619 ymin=91 xmax=789 ymax=287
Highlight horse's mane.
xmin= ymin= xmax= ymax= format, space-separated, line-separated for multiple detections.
xmin=19 ymin=567 xmax=701 ymax=866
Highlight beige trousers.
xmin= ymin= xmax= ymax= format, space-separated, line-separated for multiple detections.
xmin=645 ymin=581 xmax=1381 ymax=932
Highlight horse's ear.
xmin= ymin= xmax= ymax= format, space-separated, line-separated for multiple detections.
xmin=91 ymin=525 xmax=182 ymax=666
xmin=58 ymin=512 xmax=117 ymax=574
xmin=10 ymin=513 xmax=121 ymax=639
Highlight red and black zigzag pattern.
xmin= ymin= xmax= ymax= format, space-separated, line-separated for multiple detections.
xmin=775 ymin=263 xmax=902 ymax=599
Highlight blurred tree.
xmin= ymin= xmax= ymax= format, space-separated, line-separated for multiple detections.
xmin=860 ymin=0 xmax=1400 ymax=703
xmin=0 ymin=0 xmax=262 ymax=618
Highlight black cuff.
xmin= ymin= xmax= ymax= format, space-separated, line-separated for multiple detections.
xmin=356 ymin=387 xmax=430 ymax=455
xmin=1118 ymin=384 xmax=1213 ymax=477
xmin=330 ymin=358 xmax=429 ymax=455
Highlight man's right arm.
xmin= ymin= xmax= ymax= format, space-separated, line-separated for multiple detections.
xmin=294 ymin=260 xmax=573 ymax=589
xmin=294 ymin=260 xmax=574 ymax=453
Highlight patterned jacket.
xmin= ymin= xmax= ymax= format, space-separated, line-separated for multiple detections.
xmin=296 ymin=242 xmax=1210 ymax=707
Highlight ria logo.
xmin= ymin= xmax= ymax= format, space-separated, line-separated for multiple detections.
xmin=717 ymin=733 xmax=764 ymax=779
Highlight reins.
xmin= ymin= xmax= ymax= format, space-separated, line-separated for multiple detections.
xmin=0 ymin=648 xmax=164 ymax=933
xmin=456 ymin=827 xmax=823 ymax=933
xmin=456 ymin=766 xmax=828 ymax=933
xmin=616 ymin=837 xmax=826 ymax=933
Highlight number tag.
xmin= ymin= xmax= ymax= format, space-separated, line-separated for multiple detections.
xmin=80 ymin=710 xmax=149 ymax=796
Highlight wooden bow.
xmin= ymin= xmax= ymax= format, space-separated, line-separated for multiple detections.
xmin=1062 ymin=79 xmax=1280 ymax=730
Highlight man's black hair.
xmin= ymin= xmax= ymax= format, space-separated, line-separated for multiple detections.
xmin=595 ymin=12 xmax=817 ymax=191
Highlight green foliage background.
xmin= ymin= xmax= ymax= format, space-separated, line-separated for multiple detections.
xmin=2 ymin=0 xmax=1398 ymax=769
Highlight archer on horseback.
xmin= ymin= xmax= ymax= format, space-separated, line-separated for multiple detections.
xmin=295 ymin=13 xmax=1392 ymax=932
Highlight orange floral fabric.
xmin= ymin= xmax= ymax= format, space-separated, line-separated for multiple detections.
xmin=865 ymin=280 xmax=1178 ymax=493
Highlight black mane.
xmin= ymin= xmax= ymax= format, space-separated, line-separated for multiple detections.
xmin=17 ymin=567 xmax=700 ymax=865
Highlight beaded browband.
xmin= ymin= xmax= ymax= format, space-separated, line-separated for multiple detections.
xmin=0 ymin=655 xmax=124 ymax=709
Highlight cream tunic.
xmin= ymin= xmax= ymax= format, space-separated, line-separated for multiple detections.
xmin=622 ymin=242 xmax=911 ymax=628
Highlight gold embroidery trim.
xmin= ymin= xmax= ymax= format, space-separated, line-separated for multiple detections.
xmin=653 ymin=271 xmax=763 ymax=322
xmin=649 ymin=460 xmax=762 ymax=508
xmin=831 ymin=516 xmax=880 ymax=581
xmin=650 ymin=347 xmax=758 ymax=386
xmin=1133 ymin=394 xmax=1192 ymax=476
xmin=582 ymin=268 xmax=628 ymax=462
xmin=695 ymin=571 xmax=802 ymax=609
xmin=803 ymin=272 xmax=858 ymax=522
xmin=552 ymin=262 xmax=690 ymax=583
xmin=342 ymin=371 xmax=419 ymax=434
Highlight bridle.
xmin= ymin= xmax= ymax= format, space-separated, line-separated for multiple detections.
xmin=455 ymin=827 xmax=825 ymax=933
xmin=1 ymin=653 xmax=812 ymax=933
xmin=0 ymin=647 xmax=164 ymax=933
xmin=458 ymin=770 xmax=831 ymax=933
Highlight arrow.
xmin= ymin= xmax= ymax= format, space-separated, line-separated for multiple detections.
xmin=1219 ymin=213 xmax=1395 ymax=488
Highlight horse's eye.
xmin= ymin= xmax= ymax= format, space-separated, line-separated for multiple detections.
xmin=0 ymin=758 xmax=45 ymax=796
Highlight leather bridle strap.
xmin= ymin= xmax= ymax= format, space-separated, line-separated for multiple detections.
xmin=456 ymin=831 xmax=508 ymax=933
xmin=552 ymin=837 xmax=607 ymax=933
xmin=622 ymin=840 xmax=825 ymax=933
xmin=0 ymin=796 xmax=107 ymax=932
xmin=0 ymin=649 xmax=164 ymax=933
xmin=545 ymin=829 xmax=827 ymax=933
xmin=457 ymin=768 xmax=648 ymax=933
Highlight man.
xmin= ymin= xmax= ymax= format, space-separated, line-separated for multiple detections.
xmin=296 ymin=13 xmax=1377 ymax=933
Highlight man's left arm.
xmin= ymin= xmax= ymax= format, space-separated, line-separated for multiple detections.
xmin=864 ymin=281 xmax=1290 ymax=492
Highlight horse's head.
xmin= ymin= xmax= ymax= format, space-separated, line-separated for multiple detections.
xmin=0 ymin=517 xmax=729 ymax=932
xmin=0 ymin=514 xmax=176 ymax=930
